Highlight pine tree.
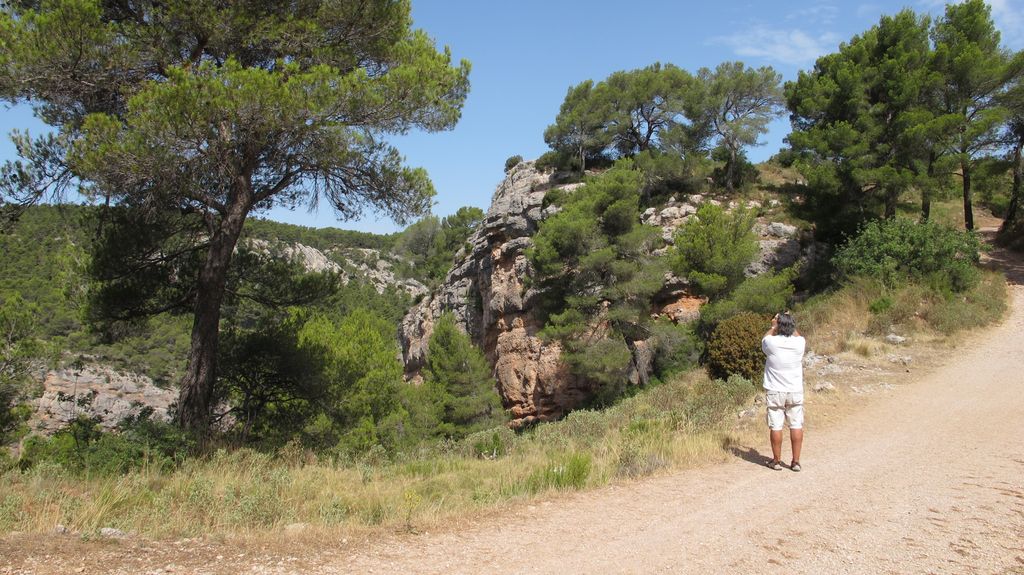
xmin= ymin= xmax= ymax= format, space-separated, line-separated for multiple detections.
xmin=0 ymin=0 xmax=470 ymax=432
xmin=423 ymin=313 xmax=503 ymax=438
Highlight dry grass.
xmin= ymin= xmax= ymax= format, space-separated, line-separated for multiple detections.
xmin=843 ymin=336 xmax=886 ymax=358
xmin=0 ymin=372 xmax=756 ymax=540
xmin=796 ymin=277 xmax=878 ymax=355
xmin=795 ymin=270 xmax=1007 ymax=356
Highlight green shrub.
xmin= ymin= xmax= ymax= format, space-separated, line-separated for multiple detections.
xmin=684 ymin=374 xmax=755 ymax=428
xmin=650 ymin=320 xmax=702 ymax=378
xmin=524 ymin=452 xmax=591 ymax=493
xmin=504 ymin=155 xmax=524 ymax=173
xmin=535 ymin=150 xmax=570 ymax=172
xmin=18 ymin=412 xmax=193 ymax=476
xmin=868 ymin=296 xmax=893 ymax=314
xmin=566 ymin=337 xmax=634 ymax=407
xmin=833 ymin=218 xmax=982 ymax=293
xmin=671 ymin=203 xmax=759 ymax=299
xmin=706 ymin=312 xmax=768 ymax=381
xmin=631 ymin=149 xmax=709 ymax=203
xmin=699 ymin=269 xmax=796 ymax=328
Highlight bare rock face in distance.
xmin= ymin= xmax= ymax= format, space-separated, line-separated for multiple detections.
xmin=30 ymin=365 xmax=177 ymax=433
xmin=400 ymin=161 xmax=598 ymax=426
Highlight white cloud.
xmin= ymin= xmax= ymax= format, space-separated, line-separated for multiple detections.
xmin=986 ymin=0 xmax=1024 ymax=49
xmin=787 ymin=3 xmax=840 ymax=25
xmin=712 ymin=26 xmax=841 ymax=68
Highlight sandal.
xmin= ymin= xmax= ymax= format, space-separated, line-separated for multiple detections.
xmin=790 ymin=461 xmax=802 ymax=472
xmin=767 ymin=459 xmax=783 ymax=471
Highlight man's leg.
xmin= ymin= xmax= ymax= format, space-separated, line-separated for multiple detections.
xmin=766 ymin=392 xmax=785 ymax=465
xmin=790 ymin=428 xmax=803 ymax=463
xmin=770 ymin=429 xmax=784 ymax=462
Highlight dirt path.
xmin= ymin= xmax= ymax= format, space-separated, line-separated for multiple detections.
xmin=339 ymin=283 xmax=1024 ymax=574
xmin=320 ymin=237 xmax=1024 ymax=575
xmin=4 ymin=243 xmax=1024 ymax=575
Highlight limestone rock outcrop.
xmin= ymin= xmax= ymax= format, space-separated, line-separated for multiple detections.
xmin=400 ymin=162 xmax=589 ymax=425
xmin=246 ymin=239 xmax=428 ymax=298
xmin=400 ymin=162 xmax=816 ymax=427
xmin=30 ymin=365 xmax=177 ymax=433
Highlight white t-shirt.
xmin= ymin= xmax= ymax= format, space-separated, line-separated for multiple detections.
xmin=762 ymin=334 xmax=806 ymax=393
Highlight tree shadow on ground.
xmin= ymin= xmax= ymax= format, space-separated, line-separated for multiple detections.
xmin=979 ymin=228 xmax=1024 ymax=286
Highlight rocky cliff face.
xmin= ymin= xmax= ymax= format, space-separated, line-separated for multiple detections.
xmin=30 ymin=365 xmax=177 ymax=433
xmin=400 ymin=162 xmax=594 ymax=426
xmin=400 ymin=162 xmax=815 ymax=427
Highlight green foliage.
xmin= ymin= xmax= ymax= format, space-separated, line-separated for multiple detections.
xmin=543 ymin=79 xmax=613 ymax=171
xmin=710 ymin=146 xmax=759 ymax=190
xmin=393 ymin=206 xmax=484 ymax=285
xmin=566 ymin=338 xmax=635 ymax=408
xmin=422 ymin=313 xmax=504 ymax=439
xmin=931 ymin=0 xmax=1019 ymax=230
xmin=1 ymin=0 xmax=471 ymax=430
xmin=544 ymin=63 xmax=700 ymax=162
xmin=217 ymin=314 xmax=321 ymax=448
xmin=244 ymin=219 xmax=396 ymax=252
xmin=296 ymin=309 xmax=407 ymax=454
xmin=0 ymin=205 xmax=90 ymax=340
xmin=1 ymin=294 xmax=44 ymax=444
xmin=706 ymin=312 xmax=768 ymax=381
xmin=543 ymin=61 xmax=782 ymax=185
xmin=869 ymin=296 xmax=894 ymax=315
xmin=833 ymin=218 xmax=982 ymax=293
xmin=689 ymin=62 xmax=784 ymax=191
xmin=504 ymin=155 xmax=523 ymax=173
xmin=699 ymin=269 xmax=796 ymax=328
xmin=649 ymin=320 xmax=702 ymax=379
xmin=670 ymin=203 xmax=759 ymax=299
xmin=785 ymin=9 xmax=940 ymax=239
xmin=684 ymin=374 xmax=754 ymax=428
xmin=18 ymin=412 xmax=194 ymax=476
xmin=529 ymin=163 xmax=667 ymax=400
xmin=631 ymin=149 xmax=710 ymax=203
xmin=785 ymin=3 xmax=1020 ymax=237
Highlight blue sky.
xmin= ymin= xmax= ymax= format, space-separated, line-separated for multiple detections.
xmin=2 ymin=0 xmax=1023 ymax=233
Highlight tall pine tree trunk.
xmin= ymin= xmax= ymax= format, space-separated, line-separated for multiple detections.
xmin=1002 ymin=138 xmax=1023 ymax=233
xmin=884 ymin=187 xmax=898 ymax=219
xmin=921 ymin=151 xmax=935 ymax=222
xmin=962 ymin=160 xmax=974 ymax=231
xmin=724 ymin=147 xmax=737 ymax=192
xmin=177 ymin=202 xmax=250 ymax=433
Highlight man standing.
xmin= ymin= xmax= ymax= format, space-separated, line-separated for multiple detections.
xmin=762 ymin=312 xmax=806 ymax=471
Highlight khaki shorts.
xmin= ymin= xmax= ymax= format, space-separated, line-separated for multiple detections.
xmin=766 ymin=391 xmax=804 ymax=431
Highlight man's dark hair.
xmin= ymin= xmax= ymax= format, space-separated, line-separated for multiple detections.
xmin=777 ymin=313 xmax=797 ymax=337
